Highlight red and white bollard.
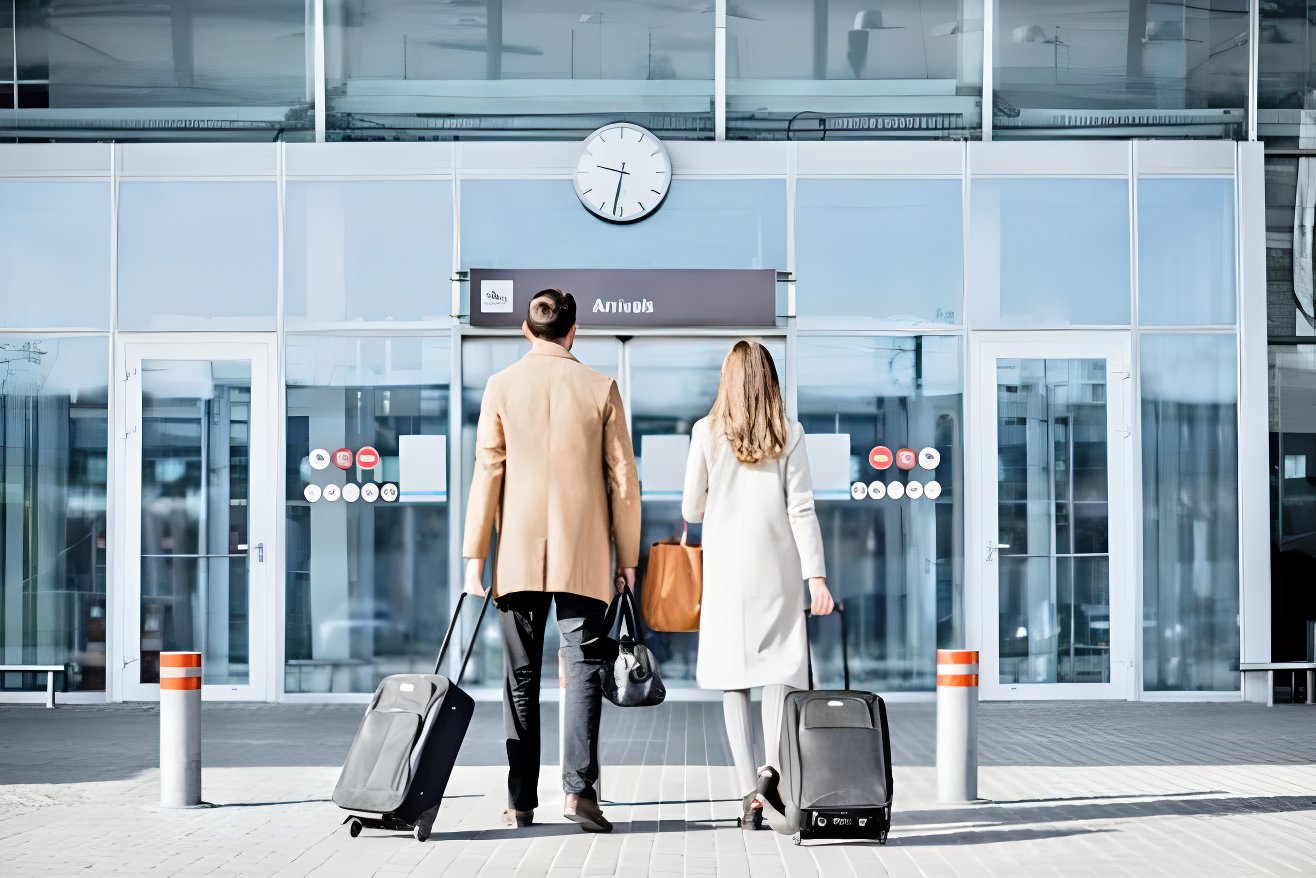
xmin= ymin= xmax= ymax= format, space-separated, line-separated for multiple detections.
xmin=159 ymin=651 xmax=202 ymax=808
xmin=935 ymin=649 xmax=979 ymax=803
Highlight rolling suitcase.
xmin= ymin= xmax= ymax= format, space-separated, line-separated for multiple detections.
xmin=769 ymin=605 xmax=895 ymax=845
xmin=333 ymin=591 xmax=491 ymax=842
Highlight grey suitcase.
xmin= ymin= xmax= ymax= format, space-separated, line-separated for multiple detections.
xmin=333 ymin=592 xmax=490 ymax=841
xmin=773 ymin=605 xmax=894 ymax=845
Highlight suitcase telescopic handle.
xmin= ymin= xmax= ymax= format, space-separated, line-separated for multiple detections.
xmin=803 ymin=601 xmax=849 ymax=690
xmin=435 ymin=591 xmax=492 ymax=684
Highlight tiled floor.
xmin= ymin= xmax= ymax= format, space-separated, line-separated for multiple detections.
xmin=1 ymin=700 xmax=1315 ymax=876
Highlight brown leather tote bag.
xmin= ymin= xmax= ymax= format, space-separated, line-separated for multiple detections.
xmin=641 ymin=524 xmax=703 ymax=633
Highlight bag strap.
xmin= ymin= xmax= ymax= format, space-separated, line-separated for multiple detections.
xmin=803 ymin=601 xmax=848 ymax=690
xmin=435 ymin=591 xmax=492 ymax=685
xmin=591 ymin=584 xmax=643 ymax=645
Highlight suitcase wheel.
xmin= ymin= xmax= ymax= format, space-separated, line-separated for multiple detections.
xmin=348 ymin=818 xmax=363 ymax=839
xmin=792 ymin=833 xmax=802 ymax=846
xmin=878 ymin=830 xmax=888 ymax=846
xmin=413 ymin=824 xmax=430 ymax=843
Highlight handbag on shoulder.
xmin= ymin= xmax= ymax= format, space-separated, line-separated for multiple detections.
xmin=595 ymin=585 xmax=666 ymax=708
xmin=641 ymin=524 xmax=702 ymax=633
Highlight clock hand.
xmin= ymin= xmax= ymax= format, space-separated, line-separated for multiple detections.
xmin=612 ymin=162 xmax=626 ymax=216
xmin=596 ymin=164 xmax=631 ymax=175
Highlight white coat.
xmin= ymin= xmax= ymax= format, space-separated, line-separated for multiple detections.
xmin=681 ymin=418 xmax=827 ymax=691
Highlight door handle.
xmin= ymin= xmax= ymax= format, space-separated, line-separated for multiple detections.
xmin=986 ymin=541 xmax=1011 ymax=562
xmin=256 ymin=543 xmax=265 ymax=563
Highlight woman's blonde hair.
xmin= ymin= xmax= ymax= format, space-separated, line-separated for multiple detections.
xmin=709 ymin=340 xmax=789 ymax=464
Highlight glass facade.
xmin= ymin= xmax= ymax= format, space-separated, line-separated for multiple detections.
xmin=2 ymin=0 xmax=312 ymax=141
xmin=796 ymin=335 xmax=963 ymax=690
xmin=994 ymin=0 xmax=1249 ymax=140
xmin=325 ymin=0 xmax=715 ymax=141
xmin=1141 ymin=333 xmax=1240 ymax=691
xmin=725 ymin=0 xmax=984 ymax=140
xmin=0 ymin=335 xmax=108 ymax=695
xmin=284 ymin=335 xmax=451 ymax=694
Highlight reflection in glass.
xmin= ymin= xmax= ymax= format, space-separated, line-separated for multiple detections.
xmin=725 ymin=0 xmax=983 ymax=139
xmin=0 ymin=336 xmax=108 ymax=694
xmin=459 ymin=337 xmax=621 ymax=686
xmin=996 ymin=358 xmax=1111 ymax=685
xmin=795 ymin=180 xmax=963 ymax=327
xmin=1270 ymin=345 xmax=1316 ymax=663
xmin=1259 ymin=2 xmax=1316 ymax=145
xmin=1138 ymin=178 xmax=1236 ymax=326
xmin=5 ymin=0 xmax=311 ymax=141
xmin=284 ymin=181 xmax=454 ymax=327
xmin=0 ymin=183 xmax=110 ymax=329
xmin=325 ymin=0 xmax=714 ymax=140
xmin=994 ymin=0 xmax=1247 ymax=139
xmin=139 ymin=360 xmax=252 ymax=686
xmin=1142 ymin=334 xmax=1239 ymax=691
xmin=1266 ymin=157 xmax=1316 ymax=337
xmin=969 ymin=178 xmax=1131 ymax=327
xmin=797 ymin=336 xmax=963 ymax=691
xmin=627 ymin=337 xmax=786 ymax=686
xmin=284 ymin=336 xmax=452 ymax=694
xmin=118 ymin=183 xmax=278 ymax=331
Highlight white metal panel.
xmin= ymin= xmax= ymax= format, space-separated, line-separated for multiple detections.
xmin=285 ymin=142 xmax=455 ymax=178
xmin=0 ymin=144 xmax=112 ymax=177
xmin=969 ymin=141 xmax=1129 ymax=177
xmin=795 ymin=141 xmax=964 ymax=177
xmin=118 ymin=144 xmax=279 ymax=178
xmin=1134 ymin=140 xmax=1237 ymax=176
xmin=1236 ymin=141 xmax=1272 ymax=703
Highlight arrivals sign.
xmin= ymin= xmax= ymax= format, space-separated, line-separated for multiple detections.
xmin=468 ymin=268 xmax=777 ymax=329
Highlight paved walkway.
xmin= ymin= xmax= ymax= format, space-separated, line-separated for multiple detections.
xmin=1 ymin=700 xmax=1315 ymax=876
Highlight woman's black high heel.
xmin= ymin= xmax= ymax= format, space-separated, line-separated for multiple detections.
xmin=755 ymin=766 xmax=786 ymax=815
xmin=737 ymin=791 xmax=764 ymax=830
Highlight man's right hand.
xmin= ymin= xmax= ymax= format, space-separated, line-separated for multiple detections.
xmin=463 ymin=557 xmax=488 ymax=597
xmin=616 ymin=566 xmax=636 ymax=595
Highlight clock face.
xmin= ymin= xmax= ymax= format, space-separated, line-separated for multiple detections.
xmin=574 ymin=123 xmax=672 ymax=224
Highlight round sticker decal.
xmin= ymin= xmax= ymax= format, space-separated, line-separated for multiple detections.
xmin=868 ymin=446 xmax=893 ymax=470
xmin=303 ymin=484 xmax=322 ymax=503
xmin=361 ymin=483 xmax=380 ymax=503
xmin=918 ymin=447 xmax=941 ymax=470
xmin=895 ymin=448 xmax=917 ymax=471
xmin=356 ymin=446 xmax=380 ymax=470
xmin=322 ymin=484 xmax=341 ymax=502
xmin=924 ymin=480 xmax=943 ymax=500
xmin=867 ymin=481 xmax=886 ymax=500
xmin=380 ymin=483 xmax=399 ymax=502
xmin=308 ymin=448 xmax=331 ymax=471
xmin=887 ymin=481 xmax=905 ymax=500
xmin=342 ymin=483 xmax=361 ymax=503
xmin=850 ymin=481 xmax=868 ymax=501
xmin=905 ymin=480 xmax=924 ymax=499
xmin=332 ymin=448 xmax=354 ymax=470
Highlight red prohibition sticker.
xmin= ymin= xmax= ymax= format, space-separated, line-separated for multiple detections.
xmin=895 ymin=448 xmax=917 ymax=471
xmin=356 ymin=446 xmax=380 ymax=469
xmin=869 ymin=446 xmax=893 ymax=470
xmin=332 ymin=447 xmax=354 ymax=470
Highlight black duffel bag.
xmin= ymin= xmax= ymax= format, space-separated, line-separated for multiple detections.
xmin=591 ymin=585 xmax=666 ymax=708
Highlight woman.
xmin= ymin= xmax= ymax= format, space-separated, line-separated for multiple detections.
xmin=681 ymin=340 xmax=835 ymax=830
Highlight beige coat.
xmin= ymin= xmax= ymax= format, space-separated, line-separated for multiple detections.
xmin=683 ymin=418 xmax=826 ymax=690
xmin=462 ymin=338 xmax=641 ymax=605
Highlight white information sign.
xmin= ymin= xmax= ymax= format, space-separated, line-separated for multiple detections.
xmin=640 ymin=435 xmax=690 ymax=496
xmin=399 ymin=435 xmax=447 ymax=502
xmin=805 ymin=433 xmax=852 ymax=494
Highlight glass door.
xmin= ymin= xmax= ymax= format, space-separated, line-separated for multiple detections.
xmin=972 ymin=334 xmax=1134 ymax=700
xmin=120 ymin=337 xmax=276 ymax=701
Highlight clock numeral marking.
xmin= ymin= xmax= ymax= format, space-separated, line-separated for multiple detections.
xmin=599 ymin=202 xmax=606 ymax=212
xmin=637 ymin=202 xmax=645 ymax=212
xmin=650 ymin=150 xmax=662 ymax=157
xmin=582 ymin=188 xmax=593 ymax=195
xmin=650 ymin=189 xmax=662 ymax=195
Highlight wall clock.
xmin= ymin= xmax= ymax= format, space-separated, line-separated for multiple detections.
xmin=573 ymin=123 xmax=672 ymax=224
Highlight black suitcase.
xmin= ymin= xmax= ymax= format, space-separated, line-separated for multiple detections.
xmin=333 ymin=591 xmax=491 ymax=842
xmin=773 ymin=605 xmax=895 ymax=845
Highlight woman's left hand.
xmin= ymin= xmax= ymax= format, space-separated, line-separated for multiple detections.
xmin=808 ymin=577 xmax=834 ymax=616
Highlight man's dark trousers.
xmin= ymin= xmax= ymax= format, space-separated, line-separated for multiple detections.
xmin=497 ymin=591 xmax=610 ymax=811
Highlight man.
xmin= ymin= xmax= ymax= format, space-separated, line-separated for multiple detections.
xmin=462 ymin=288 xmax=641 ymax=834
